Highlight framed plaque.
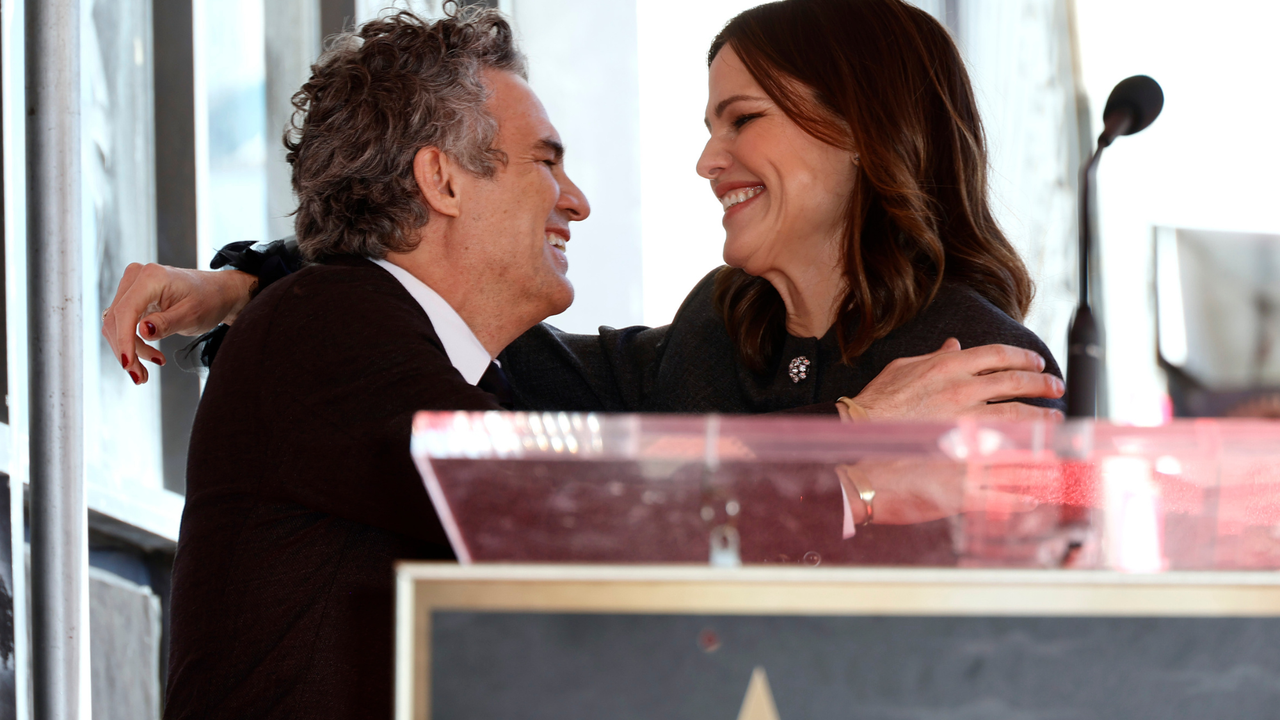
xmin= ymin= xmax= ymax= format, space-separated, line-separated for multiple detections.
xmin=396 ymin=564 xmax=1280 ymax=720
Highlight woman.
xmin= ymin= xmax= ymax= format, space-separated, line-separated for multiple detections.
xmin=104 ymin=0 xmax=1064 ymax=419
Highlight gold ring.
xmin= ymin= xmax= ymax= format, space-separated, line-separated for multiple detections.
xmin=101 ymin=308 xmax=110 ymax=321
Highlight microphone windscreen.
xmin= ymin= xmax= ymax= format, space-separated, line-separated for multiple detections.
xmin=1103 ymin=75 xmax=1164 ymax=136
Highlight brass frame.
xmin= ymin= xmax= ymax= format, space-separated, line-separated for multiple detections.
xmin=394 ymin=564 xmax=1280 ymax=720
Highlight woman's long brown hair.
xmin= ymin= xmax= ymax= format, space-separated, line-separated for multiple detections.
xmin=709 ymin=0 xmax=1033 ymax=372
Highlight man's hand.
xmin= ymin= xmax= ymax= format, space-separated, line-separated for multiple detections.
xmin=101 ymin=264 xmax=257 ymax=385
xmin=853 ymin=338 xmax=1065 ymax=421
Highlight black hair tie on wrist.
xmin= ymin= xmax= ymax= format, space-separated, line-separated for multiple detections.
xmin=211 ymin=238 xmax=303 ymax=295
xmin=179 ymin=238 xmax=304 ymax=370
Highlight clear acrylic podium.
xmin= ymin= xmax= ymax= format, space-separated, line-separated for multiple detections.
xmin=397 ymin=414 xmax=1280 ymax=720
xmin=409 ymin=412 xmax=1280 ymax=571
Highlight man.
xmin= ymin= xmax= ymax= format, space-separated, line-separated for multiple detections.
xmin=159 ymin=10 xmax=588 ymax=718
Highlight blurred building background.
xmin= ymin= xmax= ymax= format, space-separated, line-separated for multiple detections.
xmin=1 ymin=0 xmax=1278 ymax=716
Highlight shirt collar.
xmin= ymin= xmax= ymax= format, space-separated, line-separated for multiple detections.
xmin=370 ymin=257 xmax=492 ymax=386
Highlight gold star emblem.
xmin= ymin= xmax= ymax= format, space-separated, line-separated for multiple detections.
xmin=736 ymin=666 xmax=781 ymax=720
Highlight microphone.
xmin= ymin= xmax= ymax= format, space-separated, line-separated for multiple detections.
xmin=1065 ymin=75 xmax=1164 ymax=418
xmin=1098 ymin=75 xmax=1164 ymax=147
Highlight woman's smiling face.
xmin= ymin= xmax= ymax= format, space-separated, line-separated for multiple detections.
xmin=697 ymin=46 xmax=858 ymax=280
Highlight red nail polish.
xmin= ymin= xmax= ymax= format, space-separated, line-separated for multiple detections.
xmin=144 ymin=322 xmax=156 ymax=337
xmin=156 ymin=357 xmax=165 ymax=367
xmin=121 ymin=354 xmax=129 ymax=368
xmin=129 ymin=371 xmax=140 ymax=384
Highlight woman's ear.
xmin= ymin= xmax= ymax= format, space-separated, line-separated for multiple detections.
xmin=413 ymin=146 xmax=463 ymax=218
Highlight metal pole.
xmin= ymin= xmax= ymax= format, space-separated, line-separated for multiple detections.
xmin=26 ymin=0 xmax=85 ymax=718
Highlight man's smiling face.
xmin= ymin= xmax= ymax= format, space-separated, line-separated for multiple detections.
xmin=453 ymin=69 xmax=590 ymax=322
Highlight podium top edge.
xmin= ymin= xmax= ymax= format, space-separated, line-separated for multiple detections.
xmin=393 ymin=562 xmax=1280 ymax=588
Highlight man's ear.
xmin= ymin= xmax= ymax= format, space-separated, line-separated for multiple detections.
xmin=413 ymin=146 xmax=463 ymax=219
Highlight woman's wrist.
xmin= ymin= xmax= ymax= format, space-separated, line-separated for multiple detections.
xmin=210 ymin=238 xmax=302 ymax=324
xmin=836 ymin=464 xmax=877 ymax=528
xmin=220 ymin=270 xmax=259 ymax=325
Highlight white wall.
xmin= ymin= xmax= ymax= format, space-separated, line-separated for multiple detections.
xmin=515 ymin=0 xmax=644 ymax=333
xmin=1074 ymin=0 xmax=1280 ymax=424
xmin=635 ymin=0 xmax=764 ymax=327
xmin=957 ymin=0 xmax=1080 ymax=374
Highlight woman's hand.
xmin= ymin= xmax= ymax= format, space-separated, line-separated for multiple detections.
xmin=101 ymin=264 xmax=257 ymax=384
xmin=853 ymin=338 xmax=1064 ymax=421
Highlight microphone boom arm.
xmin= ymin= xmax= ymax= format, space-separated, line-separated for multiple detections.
xmin=1064 ymin=75 xmax=1161 ymax=419
xmin=1065 ymin=145 xmax=1103 ymax=418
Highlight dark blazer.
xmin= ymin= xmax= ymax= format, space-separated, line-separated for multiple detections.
xmin=165 ymin=256 xmax=502 ymax=719
xmin=502 ymin=268 xmax=1065 ymax=414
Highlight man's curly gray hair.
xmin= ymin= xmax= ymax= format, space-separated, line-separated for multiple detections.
xmin=285 ymin=7 xmax=527 ymax=261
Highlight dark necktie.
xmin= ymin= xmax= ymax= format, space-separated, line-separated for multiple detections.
xmin=478 ymin=362 xmax=514 ymax=409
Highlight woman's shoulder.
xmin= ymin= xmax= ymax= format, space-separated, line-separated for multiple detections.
xmin=872 ymin=282 xmax=1062 ymax=377
xmin=663 ymin=267 xmax=728 ymax=330
xmin=921 ymin=282 xmax=1026 ymax=333
xmin=661 ymin=267 xmax=738 ymax=348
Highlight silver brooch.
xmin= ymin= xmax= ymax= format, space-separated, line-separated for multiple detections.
xmin=788 ymin=356 xmax=810 ymax=383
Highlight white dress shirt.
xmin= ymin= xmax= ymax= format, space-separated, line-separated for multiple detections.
xmin=370 ymin=257 xmax=492 ymax=386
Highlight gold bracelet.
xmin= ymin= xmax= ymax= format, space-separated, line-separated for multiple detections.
xmin=836 ymin=396 xmax=870 ymax=421
xmin=837 ymin=464 xmax=877 ymax=526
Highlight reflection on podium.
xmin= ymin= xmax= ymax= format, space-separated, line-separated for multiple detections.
xmin=396 ymin=414 xmax=1280 ymax=719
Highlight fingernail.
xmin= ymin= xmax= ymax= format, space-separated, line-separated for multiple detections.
xmin=144 ymin=322 xmax=156 ymax=337
xmin=155 ymin=356 xmax=165 ymax=367
xmin=121 ymin=354 xmax=129 ymax=369
xmin=129 ymin=371 xmax=140 ymax=385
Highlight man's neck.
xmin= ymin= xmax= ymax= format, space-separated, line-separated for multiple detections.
xmin=382 ymin=248 xmax=536 ymax=358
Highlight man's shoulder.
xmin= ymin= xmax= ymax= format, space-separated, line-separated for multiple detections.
xmin=241 ymin=255 xmax=423 ymax=330
xmin=269 ymin=255 xmax=403 ymax=302
xmin=206 ymin=253 xmax=492 ymax=412
xmin=221 ymin=254 xmax=443 ymax=371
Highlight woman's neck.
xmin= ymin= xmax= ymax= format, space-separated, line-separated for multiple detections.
xmin=760 ymin=259 xmax=846 ymax=339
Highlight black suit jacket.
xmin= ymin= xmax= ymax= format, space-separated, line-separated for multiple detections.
xmin=165 ymin=255 xmax=502 ymax=719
